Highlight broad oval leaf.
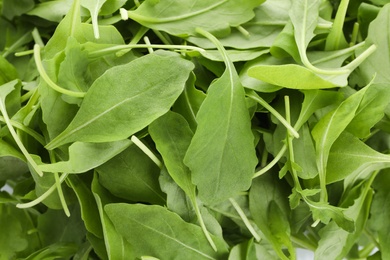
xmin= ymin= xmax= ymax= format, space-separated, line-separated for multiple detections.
xmin=126 ymin=0 xmax=264 ymax=37
xmin=105 ymin=203 xmax=229 ymax=259
xmin=46 ymin=51 xmax=194 ymax=149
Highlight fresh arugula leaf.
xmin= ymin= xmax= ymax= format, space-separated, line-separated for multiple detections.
xmin=123 ymin=0 xmax=264 ymax=37
xmin=105 ymin=203 xmax=229 ymax=259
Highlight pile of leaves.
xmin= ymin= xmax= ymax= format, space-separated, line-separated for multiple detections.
xmin=1 ymin=0 xmax=390 ymax=259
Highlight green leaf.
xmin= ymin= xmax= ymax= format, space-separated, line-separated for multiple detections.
xmin=67 ymin=175 xmax=103 ymax=238
xmin=249 ymin=173 xmax=294 ymax=260
xmin=27 ymin=0 xmax=73 ymax=22
xmin=91 ymin=173 xmax=134 ymax=259
xmin=357 ymin=4 xmax=390 ymax=84
xmin=0 ymin=204 xmax=29 ymax=259
xmin=37 ymin=206 xmax=86 ymax=247
xmin=39 ymin=140 xmax=131 ymax=174
xmin=149 ymin=111 xmax=195 ymax=197
xmin=105 ymin=203 xmax=229 ymax=259
xmin=289 ymin=0 xmax=321 ymax=63
xmin=369 ymin=170 xmax=390 ymax=260
xmin=172 ymin=73 xmax=206 ymax=131
xmin=346 ymin=83 xmax=390 ymax=138
xmin=0 ymin=139 xmax=29 ymax=181
xmin=247 ymin=64 xmax=337 ymax=89
xmin=96 ymin=144 xmax=166 ymax=205
xmin=125 ymin=0 xmax=264 ymax=37
xmin=184 ymin=48 xmax=257 ymax=205
xmin=327 ymin=132 xmax=390 ymax=184
xmin=312 ymin=84 xmax=373 ymax=201
xmin=46 ymin=51 xmax=194 ymax=149
xmin=187 ymin=0 xmax=291 ymax=49
xmin=0 ymin=55 xmax=18 ymax=85
xmin=315 ymin=181 xmax=374 ymax=259
xmin=228 ymin=239 xmax=257 ymax=260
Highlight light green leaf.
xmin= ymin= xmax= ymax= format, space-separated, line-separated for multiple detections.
xmin=247 ymin=64 xmax=337 ymax=89
xmin=105 ymin=203 xmax=229 ymax=259
xmin=187 ymin=0 xmax=291 ymax=49
xmin=289 ymin=0 xmax=321 ymax=62
xmin=184 ymin=44 xmax=257 ymax=204
xmin=369 ymin=170 xmax=390 ymax=260
xmin=149 ymin=111 xmax=194 ymax=197
xmin=315 ymin=181 xmax=373 ymax=259
xmin=39 ymin=140 xmax=131 ymax=174
xmin=125 ymin=0 xmax=264 ymax=37
xmin=172 ymin=73 xmax=206 ymax=131
xmin=27 ymin=0 xmax=73 ymax=22
xmin=312 ymin=84 xmax=373 ymax=201
xmin=357 ymin=4 xmax=390 ymax=84
xmin=46 ymin=51 xmax=194 ymax=149
xmin=327 ymin=132 xmax=390 ymax=184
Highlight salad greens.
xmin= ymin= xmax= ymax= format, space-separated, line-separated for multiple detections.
xmin=1 ymin=0 xmax=390 ymax=259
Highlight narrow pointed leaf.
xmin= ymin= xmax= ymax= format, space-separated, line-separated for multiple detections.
xmin=184 ymin=59 xmax=257 ymax=205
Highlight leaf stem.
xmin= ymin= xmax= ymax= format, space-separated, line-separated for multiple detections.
xmin=17 ymin=173 xmax=69 ymax=209
xmin=50 ymin=151 xmax=70 ymax=216
xmin=0 ymin=93 xmax=45 ymax=177
xmin=253 ymin=145 xmax=287 ymax=178
xmin=290 ymin=235 xmax=316 ymax=251
xmin=247 ymin=91 xmax=299 ymax=138
xmin=34 ymin=44 xmax=86 ymax=98
xmin=89 ymin=44 xmax=205 ymax=58
xmin=229 ymin=198 xmax=261 ymax=242
xmin=191 ymin=195 xmax=218 ymax=252
xmin=130 ymin=135 xmax=163 ymax=168
xmin=0 ymin=115 xmax=45 ymax=145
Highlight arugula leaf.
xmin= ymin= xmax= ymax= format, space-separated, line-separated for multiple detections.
xmin=184 ymin=30 xmax=257 ymax=204
xmin=105 ymin=203 xmax=229 ymax=259
xmin=357 ymin=4 xmax=390 ymax=84
xmin=123 ymin=0 xmax=264 ymax=37
xmin=46 ymin=51 xmax=194 ymax=148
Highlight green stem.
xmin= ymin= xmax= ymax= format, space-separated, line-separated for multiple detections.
xmin=50 ymin=151 xmax=70 ymax=217
xmin=89 ymin=43 xmax=205 ymax=58
xmin=363 ymin=228 xmax=380 ymax=250
xmin=17 ymin=173 xmax=69 ymax=208
xmin=0 ymin=100 xmax=44 ymax=177
xmin=285 ymin=96 xmax=302 ymax=191
xmin=247 ymin=91 xmax=299 ymax=138
xmin=0 ymin=115 xmax=45 ymax=145
xmin=253 ymin=145 xmax=287 ymax=178
xmin=130 ymin=135 xmax=162 ymax=168
xmin=34 ymin=44 xmax=86 ymax=98
xmin=191 ymin=194 xmax=218 ymax=252
xmin=229 ymin=198 xmax=261 ymax=242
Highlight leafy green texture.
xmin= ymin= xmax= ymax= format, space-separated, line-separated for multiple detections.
xmin=184 ymin=45 xmax=257 ymax=204
xmin=47 ymin=51 xmax=194 ymax=149
xmin=248 ymin=64 xmax=336 ymax=89
xmin=96 ymin=144 xmax=166 ymax=205
xmin=105 ymin=203 xmax=229 ymax=259
xmin=357 ymin=4 xmax=390 ymax=84
xmin=126 ymin=0 xmax=264 ymax=37
xmin=249 ymin=173 xmax=295 ymax=260
xmin=2 ymin=0 xmax=390 ymax=259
